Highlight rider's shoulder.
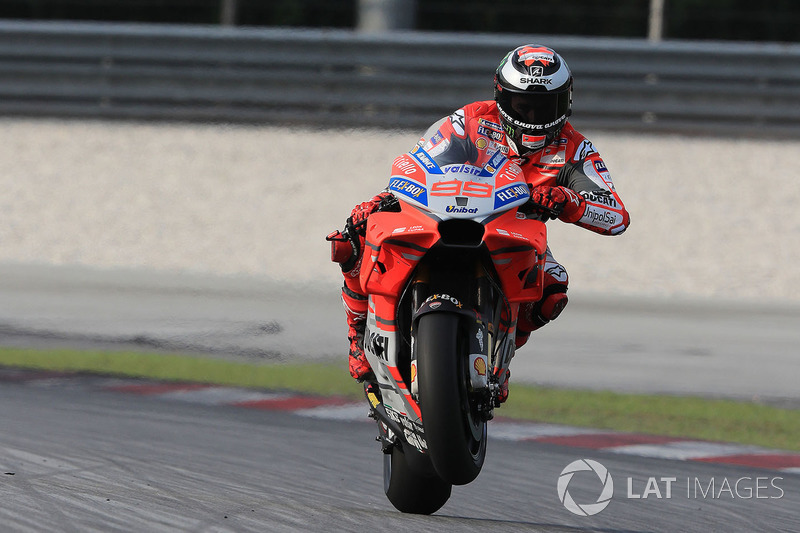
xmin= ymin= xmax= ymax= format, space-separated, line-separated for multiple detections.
xmin=561 ymin=122 xmax=603 ymax=161
xmin=461 ymin=100 xmax=500 ymax=121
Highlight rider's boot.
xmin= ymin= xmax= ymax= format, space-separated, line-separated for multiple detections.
xmin=342 ymin=274 xmax=374 ymax=382
xmin=348 ymin=322 xmax=374 ymax=382
xmin=497 ymin=369 xmax=511 ymax=404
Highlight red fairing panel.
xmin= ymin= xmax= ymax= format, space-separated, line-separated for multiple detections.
xmin=361 ymin=204 xmax=547 ymax=307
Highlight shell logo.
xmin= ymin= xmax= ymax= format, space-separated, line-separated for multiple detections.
xmin=473 ymin=357 xmax=486 ymax=376
xmin=410 ymin=362 xmax=417 ymax=382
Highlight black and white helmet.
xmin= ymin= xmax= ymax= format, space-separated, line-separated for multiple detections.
xmin=494 ymin=44 xmax=573 ymax=156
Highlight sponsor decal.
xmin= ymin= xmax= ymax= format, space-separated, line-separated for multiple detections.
xmin=475 ymin=328 xmax=484 ymax=351
xmin=545 ymin=264 xmax=568 ymax=283
xmin=522 ymin=134 xmax=547 ymax=151
xmin=368 ymin=331 xmax=390 ymax=362
xmin=389 ymin=178 xmax=428 ymax=204
xmin=594 ymin=160 xmax=609 ymax=173
xmin=384 ymin=405 xmax=427 ymax=450
xmin=449 ymin=109 xmax=466 ymax=136
xmin=498 ymin=227 xmax=525 ymax=239
xmin=446 ymin=205 xmax=478 ymax=214
xmin=517 ymin=45 xmax=555 ymax=68
xmin=574 ymin=139 xmax=598 ymax=162
xmin=411 ymin=148 xmax=439 ymax=171
xmin=478 ymin=118 xmax=503 ymax=131
xmin=392 ymin=155 xmax=422 ymax=177
xmin=498 ymin=162 xmax=523 ymax=181
xmin=475 ymin=137 xmax=488 ymax=150
xmin=426 ymin=137 xmax=450 ymax=158
xmin=494 ymin=183 xmax=530 ymax=209
xmin=582 ymin=205 xmax=619 ymax=228
xmin=473 ymin=356 xmax=487 ymax=376
xmin=478 ymin=125 xmax=504 ymax=142
xmin=582 ymin=159 xmax=609 ymax=189
xmin=424 ymin=293 xmax=463 ymax=308
xmin=442 ymin=163 xmax=483 ymax=176
xmin=489 ymin=141 xmax=509 ymax=154
xmin=520 ymin=77 xmax=553 ymax=85
xmin=581 ymin=190 xmax=618 ymax=208
xmin=541 ymin=145 xmax=566 ymax=165
xmin=391 ymin=225 xmax=425 ymax=234
xmin=488 ymin=150 xmax=507 ymax=170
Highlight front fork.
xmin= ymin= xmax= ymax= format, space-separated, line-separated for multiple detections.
xmin=408 ymin=269 xmax=515 ymax=418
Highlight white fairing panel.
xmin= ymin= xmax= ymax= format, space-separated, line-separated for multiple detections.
xmin=388 ymin=147 xmax=530 ymax=220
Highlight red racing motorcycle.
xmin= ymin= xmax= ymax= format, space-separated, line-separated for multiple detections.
xmin=329 ymin=146 xmax=553 ymax=514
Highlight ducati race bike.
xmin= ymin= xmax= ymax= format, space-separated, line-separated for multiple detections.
xmin=329 ymin=146 xmax=554 ymax=514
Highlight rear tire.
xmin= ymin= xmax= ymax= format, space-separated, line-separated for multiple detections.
xmin=417 ymin=312 xmax=487 ymax=485
xmin=383 ymin=445 xmax=452 ymax=515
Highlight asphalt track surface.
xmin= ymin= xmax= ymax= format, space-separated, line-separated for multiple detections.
xmin=1 ymin=374 xmax=798 ymax=533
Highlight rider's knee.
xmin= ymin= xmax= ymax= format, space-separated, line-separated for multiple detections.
xmin=516 ymin=283 xmax=569 ymax=340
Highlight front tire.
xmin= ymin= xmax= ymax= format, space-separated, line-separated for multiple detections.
xmin=417 ymin=312 xmax=487 ymax=485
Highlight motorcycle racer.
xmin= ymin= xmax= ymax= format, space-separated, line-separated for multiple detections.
xmin=335 ymin=44 xmax=630 ymax=399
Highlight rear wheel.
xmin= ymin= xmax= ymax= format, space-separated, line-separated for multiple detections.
xmin=383 ymin=445 xmax=452 ymax=514
xmin=417 ymin=312 xmax=487 ymax=485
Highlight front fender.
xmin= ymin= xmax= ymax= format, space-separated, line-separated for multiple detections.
xmin=411 ymin=294 xmax=476 ymax=326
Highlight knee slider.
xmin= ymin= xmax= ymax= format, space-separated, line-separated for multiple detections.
xmin=540 ymin=290 xmax=568 ymax=321
xmin=518 ymin=285 xmax=568 ymax=334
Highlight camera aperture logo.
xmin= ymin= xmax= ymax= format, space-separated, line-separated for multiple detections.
xmin=557 ymin=459 xmax=614 ymax=516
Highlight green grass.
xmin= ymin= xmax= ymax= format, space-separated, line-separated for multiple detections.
xmin=0 ymin=347 xmax=363 ymax=398
xmin=502 ymin=387 xmax=800 ymax=452
xmin=1 ymin=346 xmax=798 ymax=452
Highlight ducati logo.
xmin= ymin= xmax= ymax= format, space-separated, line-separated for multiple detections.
xmin=517 ymin=46 xmax=555 ymax=68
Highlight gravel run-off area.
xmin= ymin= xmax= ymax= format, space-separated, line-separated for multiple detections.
xmin=2 ymin=118 xmax=798 ymax=306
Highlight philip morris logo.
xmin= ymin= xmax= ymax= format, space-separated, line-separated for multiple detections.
xmin=557 ymin=459 xmax=614 ymax=516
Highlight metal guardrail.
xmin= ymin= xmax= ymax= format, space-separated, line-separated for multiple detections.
xmin=0 ymin=20 xmax=798 ymax=136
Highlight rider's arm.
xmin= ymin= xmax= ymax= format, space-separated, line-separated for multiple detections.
xmin=556 ymin=152 xmax=630 ymax=236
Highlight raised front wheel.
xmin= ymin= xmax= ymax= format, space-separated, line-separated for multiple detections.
xmin=417 ymin=312 xmax=487 ymax=485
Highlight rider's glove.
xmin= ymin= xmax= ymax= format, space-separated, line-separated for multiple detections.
xmin=528 ymin=185 xmax=585 ymax=223
xmin=349 ymin=191 xmax=396 ymax=234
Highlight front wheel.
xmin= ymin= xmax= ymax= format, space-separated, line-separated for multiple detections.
xmin=417 ymin=312 xmax=487 ymax=485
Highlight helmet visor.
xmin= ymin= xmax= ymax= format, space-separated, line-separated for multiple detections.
xmin=497 ymin=90 xmax=570 ymax=130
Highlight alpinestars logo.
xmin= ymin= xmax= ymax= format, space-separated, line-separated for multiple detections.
xmin=558 ymin=459 xmax=614 ymax=516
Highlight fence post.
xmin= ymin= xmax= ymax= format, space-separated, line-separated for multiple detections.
xmin=357 ymin=0 xmax=416 ymax=32
xmin=648 ymin=0 xmax=665 ymax=42
xmin=220 ymin=0 xmax=238 ymax=26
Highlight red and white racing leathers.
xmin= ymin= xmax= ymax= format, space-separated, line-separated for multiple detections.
xmin=341 ymin=100 xmax=630 ymax=378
